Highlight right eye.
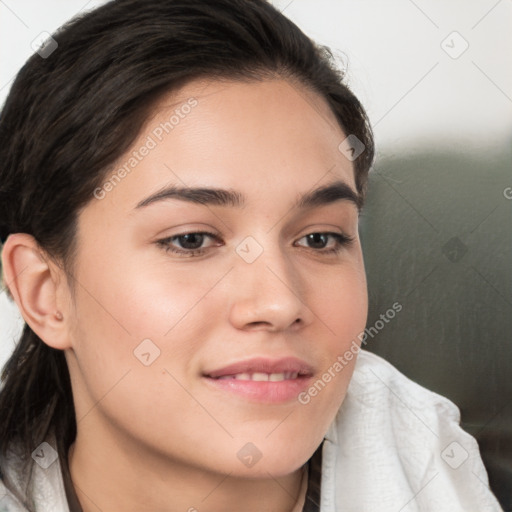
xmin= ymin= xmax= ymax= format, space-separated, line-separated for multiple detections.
xmin=156 ymin=231 xmax=223 ymax=257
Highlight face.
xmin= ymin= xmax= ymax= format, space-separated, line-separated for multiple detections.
xmin=65 ymin=78 xmax=368 ymax=478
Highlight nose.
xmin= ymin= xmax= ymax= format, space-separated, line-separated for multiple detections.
xmin=228 ymin=243 xmax=313 ymax=332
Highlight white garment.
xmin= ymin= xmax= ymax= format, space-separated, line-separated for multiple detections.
xmin=0 ymin=350 xmax=503 ymax=511
xmin=321 ymin=350 xmax=503 ymax=511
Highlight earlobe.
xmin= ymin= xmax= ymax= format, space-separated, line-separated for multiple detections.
xmin=1 ymin=233 xmax=72 ymax=350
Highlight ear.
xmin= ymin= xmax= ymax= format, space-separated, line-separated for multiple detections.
xmin=1 ymin=233 xmax=72 ymax=350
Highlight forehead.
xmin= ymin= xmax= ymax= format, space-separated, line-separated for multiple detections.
xmin=89 ymin=78 xmax=357 ymax=216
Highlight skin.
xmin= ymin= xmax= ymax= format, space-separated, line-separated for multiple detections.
xmin=2 ymin=78 xmax=368 ymax=511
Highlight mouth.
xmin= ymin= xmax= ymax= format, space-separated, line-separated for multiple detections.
xmin=215 ymin=371 xmax=302 ymax=381
xmin=202 ymin=357 xmax=314 ymax=403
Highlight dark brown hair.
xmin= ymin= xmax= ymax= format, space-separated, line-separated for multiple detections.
xmin=0 ymin=0 xmax=374 ymax=506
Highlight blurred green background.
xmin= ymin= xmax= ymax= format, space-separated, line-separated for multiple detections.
xmin=361 ymin=143 xmax=512 ymax=508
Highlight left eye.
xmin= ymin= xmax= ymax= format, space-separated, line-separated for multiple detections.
xmin=172 ymin=233 xmax=211 ymax=250
xmin=295 ymin=232 xmax=353 ymax=252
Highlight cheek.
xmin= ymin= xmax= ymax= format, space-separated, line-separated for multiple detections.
xmin=307 ymin=258 xmax=368 ymax=347
xmin=68 ymin=251 xmax=230 ymax=385
xmin=66 ymin=253 xmax=229 ymax=444
xmin=296 ymin=260 xmax=368 ymax=420
xmin=73 ymin=245 xmax=221 ymax=336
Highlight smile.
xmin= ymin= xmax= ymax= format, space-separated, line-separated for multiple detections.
xmin=202 ymin=357 xmax=315 ymax=403
xmin=216 ymin=372 xmax=299 ymax=381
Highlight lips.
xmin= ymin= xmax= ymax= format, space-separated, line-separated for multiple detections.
xmin=204 ymin=357 xmax=314 ymax=380
xmin=216 ymin=371 xmax=300 ymax=381
xmin=203 ymin=357 xmax=314 ymax=403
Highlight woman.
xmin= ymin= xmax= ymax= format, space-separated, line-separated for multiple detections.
xmin=0 ymin=0 xmax=503 ymax=510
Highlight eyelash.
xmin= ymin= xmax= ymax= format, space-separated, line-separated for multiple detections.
xmin=156 ymin=230 xmax=355 ymax=257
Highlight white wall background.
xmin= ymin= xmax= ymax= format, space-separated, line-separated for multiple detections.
xmin=1 ymin=0 xmax=511 ymax=366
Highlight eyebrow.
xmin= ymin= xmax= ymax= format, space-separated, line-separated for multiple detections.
xmin=134 ymin=180 xmax=361 ymax=211
xmin=297 ymin=181 xmax=362 ymax=210
xmin=135 ymin=186 xmax=244 ymax=209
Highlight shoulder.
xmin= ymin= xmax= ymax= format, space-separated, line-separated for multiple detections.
xmin=0 ymin=484 xmax=25 ymax=512
xmin=345 ymin=349 xmax=461 ymax=422
xmin=0 ymin=455 xmax=29 ymax=512
xmin=0 ymin=440 xmax=70 ymax=512
xmin=319 ymin=350 xmax=503 ymax=512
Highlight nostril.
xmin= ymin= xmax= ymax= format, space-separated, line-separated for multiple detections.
xmin=245 ymin=318 xmax=303 ymax=331
xmin=246 ymin=321 xmax=272 ymax=329
xmin=288 ymin=318 xmax=303 ymax=329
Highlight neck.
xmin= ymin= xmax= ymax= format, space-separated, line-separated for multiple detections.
xmin=68 ymin=428 xmax=307 ymax=512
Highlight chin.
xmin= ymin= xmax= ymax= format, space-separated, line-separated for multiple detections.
xmin=215 ymin=436 xmax=321 ymax=479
